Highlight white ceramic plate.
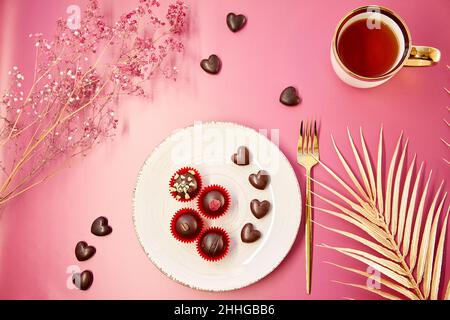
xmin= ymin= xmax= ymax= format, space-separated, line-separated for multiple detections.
xmin=133 ymin=122 xmax=301 ymax=291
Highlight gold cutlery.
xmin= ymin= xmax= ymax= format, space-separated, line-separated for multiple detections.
xmin=297 ymin=120 xmax=319 ymax=294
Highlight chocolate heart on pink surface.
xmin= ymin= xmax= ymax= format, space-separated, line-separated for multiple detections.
xmin=91 ymin=216 xmax=113 ymax=236
xmin=72 ymin=270 xmax=94 ymax=291
xmin=248 ymin=170 xmax=269 ymax=190
xmin=241 ymin=223 xmax=261 ymax=243
xmin=200 ymin=54 xmax=222 ymax=74
xmin=280 ymin=86 xmax=301 ymax=106
xmin=75 ymin=241 xmax=96 ymax=261
xmin=226 ymin=13 xmax=247 ymax=32
xmin=231 ymin=146 xmax=249 ymax=166
xmin=250 ymin=199 xmax=270 ymax=219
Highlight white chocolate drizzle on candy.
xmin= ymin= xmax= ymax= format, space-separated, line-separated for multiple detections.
xmin=170 ymin=170 xmax=198 ymax=200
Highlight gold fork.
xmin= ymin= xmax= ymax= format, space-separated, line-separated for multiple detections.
xmin=297 ymin=120 xmax=319 ymax=294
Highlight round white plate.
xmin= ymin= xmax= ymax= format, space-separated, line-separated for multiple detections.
xmin=133 ymin=122 xmax=301 ymax=291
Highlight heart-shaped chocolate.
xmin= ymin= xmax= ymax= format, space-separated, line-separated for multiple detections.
xmin=72 ymin=270 xmax=94 ymax=291
xmin=75 ymin=241 xmax=96 ymax=261
xmin=226 ymin=13 xmax=247 ymax=32
xmin=250 ymin=199 xmax=271 ymax=219
xmin=200 ymin=54 xmax=222 ymax=74
xmin=249 ymin=170 xmax=269 ymax=190
xmin=241 ymin=223 xmax=261 ymax=243
xmin=280 ymin=86 xmax=301 ymax=106
xmin=231 ymin=146 xmax=249 ymax=166
xmin=91 ymin=216 xmax=113 ymax=236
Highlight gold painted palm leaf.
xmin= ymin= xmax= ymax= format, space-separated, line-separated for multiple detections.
xmin=443 ymin=68 xmax=449 ymax=164
xmin=315 ymin=127 xmax=449 ymax=300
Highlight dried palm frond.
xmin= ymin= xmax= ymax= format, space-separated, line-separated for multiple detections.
xmin=443 ymin=106 xmax=450 ymax=165
xmin=444 ymin=67 xmax=449 ymax=164
xmin=315 ymin=127 xmax=449 ymax=300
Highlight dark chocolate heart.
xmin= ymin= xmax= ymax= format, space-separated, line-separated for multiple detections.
xmin=248 ymin=170 xmax=269 ymax=190
xmin=250 ymin=199 xmax=271 ymax=219
xmin=72 ymin=270 xmax=94 ymax=291
xmin=241 ymin=223 xmax=261 ymax=243
xmin=200 ymin=54 xmax=222 ymax=74
xmin=226 ymin=13 xmax=247 ymax=32
xmin=280 ymin=86 xmax=301 ymax=106
xmin=231 ymin=146 xmax=249 ymax=165
xmin=91 ymin=216 xmax=113 ymax=236
xmin=75 ymin=241 xmax=96 ymax=261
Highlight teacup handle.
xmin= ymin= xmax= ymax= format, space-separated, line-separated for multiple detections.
xmin=405 ymin=45 xmax=441 ymax=66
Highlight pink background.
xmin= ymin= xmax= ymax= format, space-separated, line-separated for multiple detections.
xmin=0 ymin=0 xmax=449 ymax=299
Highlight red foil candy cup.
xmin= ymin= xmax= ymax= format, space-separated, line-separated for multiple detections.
xmin=169 ymin=167 xmax=202 ymax=202
xmin=197 ymin=185 xmax=230 ymax=219
xmin=170 ymin=208 xmax=204 ymax=243
xmin=196 ymin=227 xmax=230 ymax=262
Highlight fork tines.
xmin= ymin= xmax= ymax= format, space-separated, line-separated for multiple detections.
xmin=298 ymin=120 xmax=318 ymax=155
